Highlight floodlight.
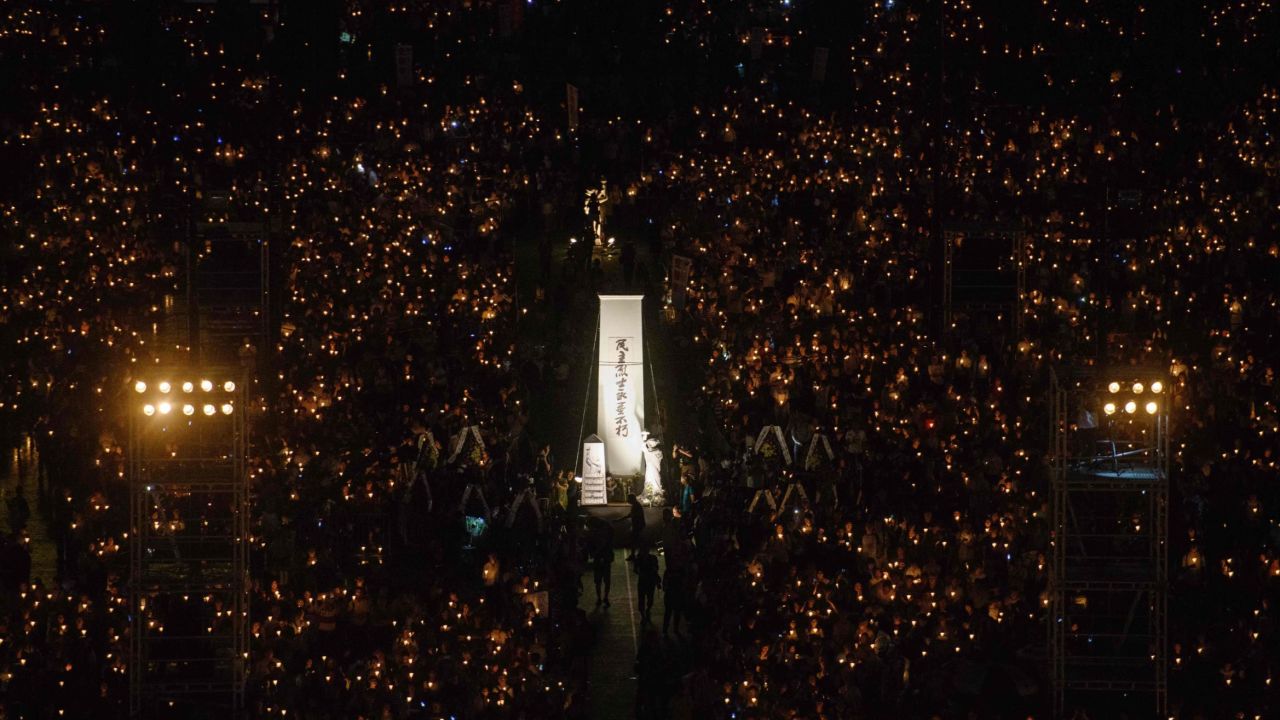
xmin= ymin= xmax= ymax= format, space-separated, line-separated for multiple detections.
xmin=181 ymin=381 xmax=194 ymax=393
xmin=1108 ymin=381 xmax=1120 ymax=394
xmin=182 ymin=404 xmax=195 ymax=416
xmin=1150 ymin=381 xmax=1163 ymax=394
xmin=200 ymin=379 xmax=214 ymax=392
xmin=1103 ymin=402 xmax=1116 ymax=415
xmin=158 ymin=402 xmax=172 ymax=415
xmin=1132 ymin=382 xmax=1144 ymax=394
xmin=143 ymin=404 xmax=156 ymax=416
xmin=158 ymin=381 xmax=171 ymax=394
xmin=221 ymin=403 xmax=234 ymax=415
xmin=223 ymin=381 xmax=236 ymax=392
xmin=134 ymin=381 xmax=147 ymax=394
xmin=1145 ymin=401 xmax=1158 ymax=415
xmin=1124 ymin=400 xmax=1137 ymax=414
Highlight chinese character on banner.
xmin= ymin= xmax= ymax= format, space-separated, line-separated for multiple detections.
xmin=614 ymin=339 xmax=630 ymax=437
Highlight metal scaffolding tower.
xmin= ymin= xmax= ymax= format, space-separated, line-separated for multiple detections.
xmin=1048 ymin=367 xmax=1169 ymax=718
xmin=188 ymin=207 xmax=272 ymax=366
xmin=128 ymin=371 xmax=249 ymax=719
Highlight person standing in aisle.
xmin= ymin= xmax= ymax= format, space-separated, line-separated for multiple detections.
xmin=662 ymin=560 xmax=687 ymax=637
xmin=633 ymin=543 xmax=661 ymax=624
xmin=591 ymin=524 xmax=614 ymax=608
xmin=626 ymin=493 xmax=645 ymax=558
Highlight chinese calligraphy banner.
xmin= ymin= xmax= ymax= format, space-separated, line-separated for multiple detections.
xmin=598 ymin=295 xmax=645 ymax=476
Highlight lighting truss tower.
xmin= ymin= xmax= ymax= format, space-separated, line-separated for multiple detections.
xmin=1048 ymin=367 xmax=1169 ymax=718
xmin=128 ymin=372 xmax=249 ymax=719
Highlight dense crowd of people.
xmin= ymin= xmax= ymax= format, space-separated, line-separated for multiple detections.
xmin=627 ymin=4 xmax=1280 ymax=718
xmin=0 ymin=4 xmax=583 ymax=718
xmin=0 ymin=1 xmax=1277 ymax=719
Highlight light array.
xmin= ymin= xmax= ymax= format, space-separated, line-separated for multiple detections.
xmin=133 ymin=377 xmax=239 ymax=418
xmin=134 ymin=379 xmax=235 ymax=394
xmin=1102 ymin=378 xmax=1165 ymax=416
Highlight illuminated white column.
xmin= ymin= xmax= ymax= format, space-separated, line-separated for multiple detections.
xmin=597 ymin=295 xmax=645 ymax=476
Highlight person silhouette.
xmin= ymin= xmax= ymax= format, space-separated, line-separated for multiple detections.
xmin=633 ymin=543 xmax=661 ymax=624
xmin=626 ymin=493 xmax=646 ymax=558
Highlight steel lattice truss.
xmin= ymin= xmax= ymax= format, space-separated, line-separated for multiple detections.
xmin=128 ymin=371 xmax=249 ymax=719
xmin=1048 ymin=367 xmax=1169 ymax=719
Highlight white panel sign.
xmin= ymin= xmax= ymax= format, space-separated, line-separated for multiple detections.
xmin=753 ymin=425 xmax=792 ymax=465
xmin=598 ymin=295 xmax=645 ymax=476
xmin=581 ymin=437 xmax=607 ymax=506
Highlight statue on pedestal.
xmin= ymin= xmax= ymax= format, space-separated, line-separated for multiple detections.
xmin=641 ymin=431 xmax=664 ymax=506
xmin=584 ymin=179 xmax=612 ymax=252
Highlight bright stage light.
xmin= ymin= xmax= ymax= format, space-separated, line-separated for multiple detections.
xmin=1103 ymin=402 xmax=1116 ymax=415
xmin=182 ymin=404 xmax=195 ymax=416
xmin=202 ymin=404 xmax=216 ymax=416
xmin=1124 ymin=400 xmax=1137 ymax=414
xmin=158 ymin=381 xmax=171 ymax=394
xmin=134 ymin=381 xmax=147 ymax=393
xmin=1132 ymin=382 xmax=1144 ymax=394
xmin=1145 ymin=401 xmax=1158 ymax=415
xmin=181 ymin=381 xmax=194 ymax=393
xmin=223 ymin=381 xmax=236 ymax=392
xmin=143 ymin=404 xmax=156 ymax=416
xmin=1108 ymin=381 xmax=1121 ymax=394
xmin=221 ymin=403 xmax=234 ymax=415
xmin=1150 ymin=381 xmax=1163 ymax=394
xmin=158 ymin=402 xmax=172 ymax=415
xmin=201 ymin=379 xmax=214 ymax=392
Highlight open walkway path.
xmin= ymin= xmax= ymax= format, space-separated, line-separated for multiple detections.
xmin=2 ymin=435 xmax=58 ymax=585
xmin=579 ymin=547 xmax=667 ymax=719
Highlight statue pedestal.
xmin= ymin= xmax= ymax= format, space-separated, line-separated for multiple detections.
xmin=606 ymin=475 xmax=642 ymax=503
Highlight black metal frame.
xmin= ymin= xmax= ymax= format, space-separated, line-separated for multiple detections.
xmin=187 ymin=217 xmax=271 ymax=365
xmin=1048 ymin=367 xmax=1168 ymax=718
xmin=128 ymin=371 xmax=248 ymax=718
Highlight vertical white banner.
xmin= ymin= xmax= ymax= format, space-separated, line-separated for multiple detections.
xmin=598 ymin=295 xmax=645 ymax=476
